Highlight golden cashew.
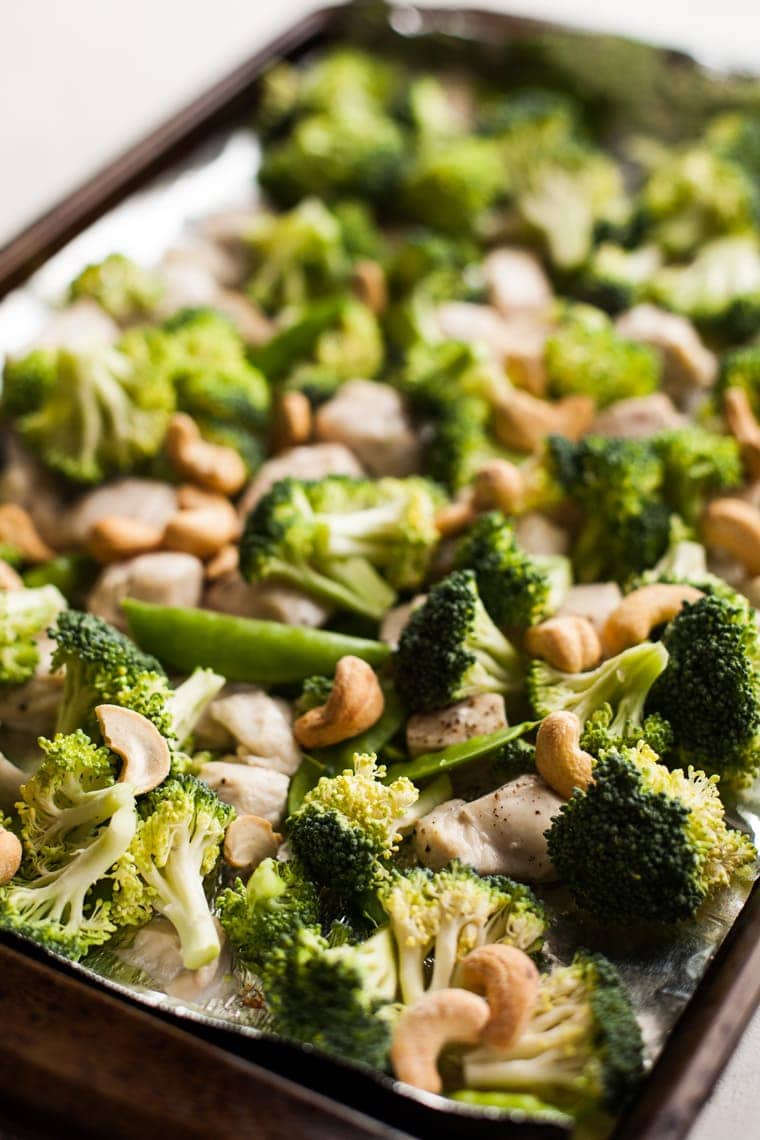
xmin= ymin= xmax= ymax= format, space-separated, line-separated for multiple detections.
xmin=601 ymin=583 xmax=704 ymax=656
xmin=0 ymin=826 xmax=22 ymax=886
xmin=702 ymin=498 xmax=760 ymax=576
xmin=535 ymin=711 xmax=594 ymax=800
xmin=435 ymin=493 xmax=476 ymax=538
xmin=163 ymin=500 xmax=240 ymax=560
xmin=472 ymin=460 xmax=525 ymax=515
xmin=88 ymin=516 xmax=164 ymax=564
xmin=293 ymin=655 xmax=385 ymax=748
xmin=223 ymin=814 xmax=282 ymax=869
xmin=165 ymin=413 xmax=247 ymax=497
xmin=390 ymin=988 xmax=490 ymax=1094
xmin=95 ymin=704 xmax=171 ymax=794
xmin=724 ymin=388 xmax=760 ymax=479
xmin=271 ymin=391 xmax=313 ymax=453
xmin=492 ymin=390 xmax=595 ymax=453
xmin=0 ymin=559 xmax=23 ymax=590
xmin=351 ymin=259 xmax=388 ymax=315
xmin=176 ymin=484 xmax=232 ymax=512
xmin=524 ymin=616 xmax=601 ymax=673
xmin=205 ymin=543 xmax=239 ymax=581
xmin=457 ymin=944 xmax=540 ymax=1049
xmin=0 ymin=503 xmax=54 ymax=563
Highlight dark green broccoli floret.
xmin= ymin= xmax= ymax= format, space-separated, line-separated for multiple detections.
xmin=294 ymin=674 xmax=334 ymax=716
xmin=68 ymin=253 xmax=164 ymax=323
xmin=580 ymin=705 xmax=673 ymax=758
xmin=394 ymin=570 xmax=524 ymax=713
xmin=454 ymin=512 xmax=571 ymax=629
xmin=0 ymin=584 xmax=66 ymax=686
xmin=480 ymin=87 xmax=579 ymax=158
xmin=463 ymin=950 xmax=644 ymax=1114
xmin=654 ymin=427 xmax=742 ymax=524
xmin=546 ymin=743 xmax=756 ymax=923
xmin=399 ymin=136 xmax=505 ymax=235
xmin=650 ymin=235 xmax=760 ymax=343
xmin=646 ymin=594 xmax=760 ymax=788
xmin=1 ymin=348 xmax=58 ymax=416
xmin=545 ymin=313 xmax=660 ymax=409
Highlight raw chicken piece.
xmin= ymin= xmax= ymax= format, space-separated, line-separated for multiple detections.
xmin=591 ymin=393 xmax=687 ymax=439
xmin=406 ymin=694 xmax=507 ymax=758
xmin=198 ymin=760 xmax=290 ymax=824
xmin=65 ymin=478 xmax=178 ymax=548
xmin=204 ymin=573 xmax=330 ymax=627
xmin=315 ymin=380 xmax=421 ymax=476
xmin=87 ymin=552 xmax=203 ymax=631
xmin=237 ymin=443 xmax=363 ymax=516
xmin=414 ymin=774 xmax=563 ymax=881
xmin=615 ymin=304 xmax=717 ymax=405
xmin=209 ymin=689 xmax=302 ymax=776
xmin=483 ymin=248 xmax=553 ymax=316
xmin=556 ymin=582 xmax=623 ymax=633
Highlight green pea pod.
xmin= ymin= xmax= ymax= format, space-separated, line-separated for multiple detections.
xmin=286 ymin=754 xmax=325 ymax=817
xmin=386 ymin=721 xmax=537 ymax=784
xmin=123 ymin=600 xmax=390 ymax=684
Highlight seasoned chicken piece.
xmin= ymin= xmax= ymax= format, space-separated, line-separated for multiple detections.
xmin=414 ymin=774 xmax=563 ymax=881
xmin=209 ymin=689 xmax=302 ymax=775
xmin=160 ymin=240 xmax=244 ymax=294
xmin=65 ymin=478 xmax=178 ymax=548
xmin=0 ymin=435 xmax=71 ymax=550
xmin=0 ymin=753 xmax=26 ymax=812
xmin=204 ymin=572 xmax=330 ymax=627
xmin=116 ymin=917 xmax=234 ymax=1003
xmin=379 ymin=596 xmax=426 ymax=650
xmin=591 ymin=393 xmax=687 ymax=440
xmin=0 ymin=672 xmax=63 ymax=737
xmin=556 ymin=582 xmax=623 ymax=633
xmin=406 ymin=694 xmax=507 ymax=758
xmin=87 ymin=552 xmax=203 ymax=631
xmin=615 ymin=304 xmax=717 ymax=405
xmin=435 ymin=303 xmax=551 ymax=395
xmin=435 ymin=302 xmax=515 ymax=354
xmin=483 ymin=248 xmax=553 ymax=316
xmin=514 ymin=513 xmax=570 ymax=557
xmin=238 ymin=443 xmax=363 ymax=517
xmin=315 ymin=380 xmax=422 ymax=477
xmin=198 ymin=760 xmax=289 ymax=824
xmin=34 ymin=298 xmax=120 ymax=350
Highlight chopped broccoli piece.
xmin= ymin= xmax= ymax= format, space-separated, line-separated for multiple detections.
xmin=545 ymin=312 xmax=660 ymax=408
xmin=653 ymin=427 xmax=742 ymax=525
xmin=716 ymin=344 xmax=760 ymax=417
xmin=579 ymin=704 xmax=673 ymax=758
xmin=650 ymin=235 xmax=760 ymax=343
xmin=68 ymin=253 xmax=164 ymax=323
xmin=547 ymin=743 xmax=756 ymax=922
xmin=394 ymin=570 xmax=524 ymax=713
xmin=464 ymin=951 xmax=644 ymax=1114
xmin=706 ymin=111 xmax=760 ymax=182
xmin=294 ymin=674 xmax=334 ymax=716
xmin=399 ymin=136 xmax=505 ymax=235
xmin=0 ymin=584 xmax=66 ymax=686
xmin=251 ymin=297 xmax=383 ymax=384
xmin=1 ymin=348 xmax=58 ymax=416
xmin=572 ymin=243 xmax=662 ymax=315
xmin=167 ymin=668 xmax=225 ymax=749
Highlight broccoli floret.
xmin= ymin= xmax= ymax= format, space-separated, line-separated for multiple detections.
xmin=294 ymin=674 xmax=334 ymax=716
xmin=5 ymin=340 xmax=175 ymax=484
xmin=716 ymin=345 xmax=760 ymax=417
xmin=0 ymin=584 xmax=66 ymax=686
xmin=112 ymin=773 xmax=233 ymax=969
xmin=399 ymin=136 xmax=505 ymax=235
xmin=706 ymin=111 xmax=760 ymax=182
xmin=481 ymin=87 xmax=579 ymax=161
xmin=454 ymin=512 xmax=571 ymax=629
xmin=528 ymin=641 xmax=669 ymax=739
xmin=1 ymin=348 xmax=58 ymax=416
xmin=240 ymin=475 xmax=441 ymax=619
xmin=0 ymin=731 xmax=138 ymax=958
xmin=650 ymin=235 xmax=760 ymax=343
xmin=463 ymin=951 xmax=644 ymax=1114
xmin=572 ymin=243 xmax=662 ymax=315
xmin=251 ymin=296 xmax=383 ymax=385
xmin=580 ymin=704 xmax=673 ymax=758
xmin=394 ymin=570 xmax=524 ymax=713
xmin=654 ymin=427 xmax=742 ymax=525
xmin=639 ymin=148 xmax=759 ymax=257
xmin=287 ymin=752 xmax=419 ymax=898
xmin=546 ymin=743 xmax=756 ymax=923
xmin=68 ymin=253 xmax=164 ymax=323
xmin=646 ymin=594 xmax=760 ymax=788
xmin=217 ymin=856 xmax=320 ymax=972
xmin=379 ymin=861 xmax=546 ymax=1004
xmin=545 ymin=313 xmax=660 ymax=408
xmin=50 ymin=609 xmax=170 ymax=738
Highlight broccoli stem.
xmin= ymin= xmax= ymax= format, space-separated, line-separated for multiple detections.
xmin=144 ymin=833 xmax=221 ymax=969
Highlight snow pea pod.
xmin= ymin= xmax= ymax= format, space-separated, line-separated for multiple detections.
xmin=385 ymin=720 xmax=537 ymax=784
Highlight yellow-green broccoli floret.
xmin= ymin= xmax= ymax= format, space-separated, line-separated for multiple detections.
xmin=68 ymin=253 xmax=164 ymax=323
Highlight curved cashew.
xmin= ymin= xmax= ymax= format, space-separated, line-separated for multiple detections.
xmin=0 ymin=826 xmax=22 ymax=886
xmin=702 ymin=498 xmax=760 ymax=576
xmin=535 ymin=711 xmax=594 ymax=800
xmin=293 ymin=656 xmax=385 ymax=748
xmin=165 ymin=413 xmax=247 ymax=497
xmin=95 ymin=704 xmax=171 ymax=794
xmin=435 ymin=494 xmax=476 ymax=538
xmin=272 ymin=391 xmax=312 ymax=453
xmin=601 ymin=583 xmax=704 ymax=656
xmin=0 ymin=559 xmax=23 ymax=590
xmin=88 ymin=516 xmax=164 ymax=564
xmin=457 ymin=944 xmax=539 ymax=1049
xmin=724 ymin=388 xmax=760 ymax=479
xmin=224 ymin=814 xmax=282 ymax=869
xmin=492 ymin=389 xmax=595 ymax=453
xmin=390 ymin=988 xmax=490 ymax=1094
xmin=163 ymin=500 xmax=239 ymax=560
xmin=0 ymin=503 xmax=54 ymax=563
xmin=205 ymin=543 xmax=239 ymax=581
xmin=472 ymin=460 xmax=525 ymax=515
xmin=525 ymin=616 xmax=601 ymax=673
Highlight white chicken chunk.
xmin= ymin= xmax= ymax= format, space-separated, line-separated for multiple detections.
xmin=0 ymin=436 xmax=71 ymax=551
xmin=483 ymin=248 xmax=553 ymax=316
xmin=237 ymin=443 xmax=364 ymax=517
xmin=198 ymin=760 xmax=290 ymax=825
xmin=0 ymin=672 xmax=63 ymax=737
xmin=65 ymin=478 xmax=178 ymax=548
xmin=379 ymin=596 xmax=426 ymax=650
xmin=315 ymin=380 xmax=422 ymax=477
xmin=208 ymin=688 xmax=302 ymax=776
xmin=204 ymin=573 xmax=330 ymax=627
xmin=514 ymin=513 xmax=570 ymax=557
xmin=116 ymin=917 xmax=234 ymax=1003
xmin=406 ymin=694 xmax=507 ymax=758
xmin=414 ymin=774 xmax=563 ymax=881
xmin=591 ymin=393 xmax=687 ymax=440
xmin=33 ymin=298 xmax=120 ymax=350
xmin=435 ymin=303 xmax=552 ymax=395
xmin=87 ymin=552 xmax=203 ymax=631
xmin=556 ymin=582 xmax=623 ymax=633
xmin=615 ymin=304 xmax=717 ymax=404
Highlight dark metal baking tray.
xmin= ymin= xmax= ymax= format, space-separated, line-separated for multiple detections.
xmin=2 ymin=4 xmax=760 ymax=1137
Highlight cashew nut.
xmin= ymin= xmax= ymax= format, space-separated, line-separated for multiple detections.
xmin=163 ymin=500 xmax=240 ymax=560
xmin=95 ymin=704 xmax=171 ymax=794
xmin=0 ymin=826 xmax=22 ymax=886
xmin=165 ymin=413 xmax=247 ymax=497
xmin=390 ymin=988 xmax=490 ymax=1094
xmin=271 ymin=391 xmax=312 ymax=453
xmin=724 ymin=387 xmax=760 ymax=479
xmin=176 ymin=484 xmax=232 ymax=512
xmin=535 ymin=711 xmax=594 ymax=800
xmin=435 ymin=493 xmax=476 ymax=538
xmin=492 ymin=389 xmax=595 ymax=453
xmin=472 ymin=460 xmax=525 ymax=515
xmin=601 ymin=583 xmax=704 ymax=656
xmin=0 ymin=503 xmax=54 ymax=563
xmin=457 ymin=944 xmax=540 ymax=1049
xmin=702 ymin=497 xmax=760 ymax=577
xmin=223 ymin=814 xmax=282 ymax=869
xmin=351 ymin=259 xmax=388 ymax=315
xmin=88 ymin=516 xmax=164 ymax=564
xmin=0 ymin=559 xmax=23 ymax=590
xmin=293 ymin=655 xmax=385 ymax=748
xmin=205 ymin=543 xmax=239 ymax=581
xmin=525 ymin=616 xmax=601 ymax=673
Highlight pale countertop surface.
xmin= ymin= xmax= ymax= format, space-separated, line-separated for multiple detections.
xmin=1 ymin=1 xmax=759 ymax=1136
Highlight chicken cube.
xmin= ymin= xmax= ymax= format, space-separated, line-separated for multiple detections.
xmin=315 ymin=380 xmax=421 ymax=477
xmin=406 ymin=694 xmax=507 ymax=758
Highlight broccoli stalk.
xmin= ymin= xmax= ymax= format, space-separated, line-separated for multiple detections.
xmin=0 ymin=584 xmax=66 ymax=686
xmin=167 ymin=668 xmax=226 ymax=749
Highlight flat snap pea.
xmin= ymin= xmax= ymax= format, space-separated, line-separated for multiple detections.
xmin=385 ymin=721 xmax=537 ymax=784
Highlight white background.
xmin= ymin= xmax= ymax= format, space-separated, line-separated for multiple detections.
xmin=0 ymin=2 xmax=758 ymax=1135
